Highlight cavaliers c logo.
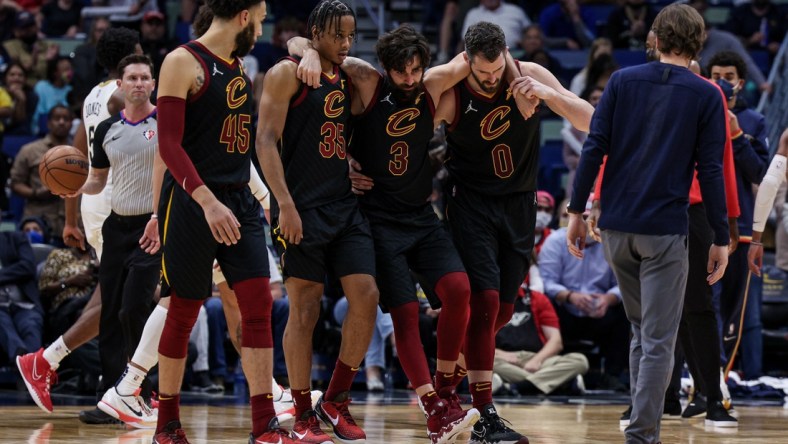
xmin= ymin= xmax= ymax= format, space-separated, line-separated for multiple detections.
xmin=480 ymin=106 xmax=511 ymax=141
xmin=386 ymin=108 xmax=420 ymax=137
xmin=324 ymin=90 xmax=345 ymax=118
xmin=226 ymin=77 xmax=248 ymax=109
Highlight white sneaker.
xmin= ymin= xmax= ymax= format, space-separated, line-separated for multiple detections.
xmin=274 ymin=389 xmax=323 ymax=423
xmin=97 ymin=387 xmax=157 ymax=429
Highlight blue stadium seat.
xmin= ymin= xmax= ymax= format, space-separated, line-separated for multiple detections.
xmin=539 ymin=140 xmax=568 ymax=201
xmin=584 ymin=4 xmax=617 ymax=36
xmin=2 ymin=134 xmax=37 ymax=159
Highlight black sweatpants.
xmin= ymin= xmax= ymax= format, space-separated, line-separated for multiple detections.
xmin=98 ymin=212 xmax=160 ymax=396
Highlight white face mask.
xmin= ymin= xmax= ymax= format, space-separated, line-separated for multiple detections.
xmin=535 ymin=211 xmax=552 ymax=230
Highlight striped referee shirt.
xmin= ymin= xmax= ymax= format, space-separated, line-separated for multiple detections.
xmin=91 ymin=109 xmax=158 ymax=216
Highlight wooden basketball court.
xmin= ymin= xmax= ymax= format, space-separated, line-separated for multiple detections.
xmin=1 ymin=393 xmax=786 ymax=443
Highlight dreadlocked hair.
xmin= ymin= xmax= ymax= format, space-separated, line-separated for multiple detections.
xmin=376 ymin=24 xmax=430 ymax=72
xmin=307 ymin=0 xmax=356 ymax=40
xmin=97 ymin=27 xmax=140 ymax=72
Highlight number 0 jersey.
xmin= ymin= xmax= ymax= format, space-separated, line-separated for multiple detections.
xmin=179 ymin=41 xmax=254 ymax=186
xmin=350 ymin=77 xmax=436 ymax=213
xmin=277 ymin=57 xmax=353 ymax=212
xmin=445 ymin=78 xmax=539 ymax=195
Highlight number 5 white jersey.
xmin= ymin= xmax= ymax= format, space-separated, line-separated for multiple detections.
xmin=80 ymin=79 xmax=118 ymax=259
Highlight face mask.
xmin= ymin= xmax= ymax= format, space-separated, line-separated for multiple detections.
xmin=26 ymin=231 xmax=44 ymax=244
xmin=535 ymin=211 xmax=552 ymax=230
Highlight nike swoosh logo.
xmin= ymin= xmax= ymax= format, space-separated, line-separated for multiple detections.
xmin=121 ymin=399 xmax=143 ymax=417
xmin=723 ymin=335 xmax=737 ymax=341
xmin=31 ymin=356 xmax=43 ymax=381
xmin=300 ymin=390 xmax=311 ymax=395
xmin=293 ymin=431 xmax=308 ymax=440
xmin=326 ymin=411 xmax=340 ymax=426
xmin=255 ymin=438 xmax=281 ymax=444
xmin=111 ymin=135 xmax=121 ymax=141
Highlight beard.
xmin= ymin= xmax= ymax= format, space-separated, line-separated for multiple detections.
xmin=470 ymin=69 xmax=500 ymax=94
xmin=389 ymin=78 xmax=424 ymax=103
xmin=231 ymin=21 xmax=256 ymax=58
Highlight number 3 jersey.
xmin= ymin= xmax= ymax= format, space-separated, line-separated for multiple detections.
xmin=445 ymin=78 xmax=539 ymax=195
xmin=278 ymin=57 xmax=353 ymax=212
xmin=180 ymin=41 xmax=254 ymax=186
xmin=350 ymin=76 xmax=436 ymax=213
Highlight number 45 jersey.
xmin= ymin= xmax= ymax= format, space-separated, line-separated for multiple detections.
xmin=349 ymin=76 xmax=437 ymax=213
xmin=278 ymin=57 xmax=353 ymax=211
xmin=180 ymin=41 xmax=254 ymax=187
xmin=445 ymin=78 xmax=539 ymax=195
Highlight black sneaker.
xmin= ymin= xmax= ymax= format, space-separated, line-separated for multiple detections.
xmin=663 ymin=399 xmax=682 ymax=420
xmin=681 ymin=394 xmax=707 ymax=418
xmin=78 ymin=406 xmax=122 ymax=425
xmin=704 ymin=400 xmax=738 ymax=428
xmin=470 ymin=404 xmax=529 ymax=444
xmin=620 ymin=405 xmax=632 ymax=427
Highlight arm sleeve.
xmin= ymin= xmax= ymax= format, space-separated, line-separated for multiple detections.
xmin=90 ymin=119 xmax=111 ymax=169
xmin=696 ymin=88 xmax=730 ymax=245
xmin=569 ymin=73 xmax=615 ymax=213
xmin=157 ymin=96 xmax=205 ymax=195
xmin=248 ymin=163 xmax=270 ymax=210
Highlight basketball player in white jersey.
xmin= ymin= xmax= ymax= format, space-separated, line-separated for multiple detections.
xmin=16 ymin=27 xmax=144 ymax=425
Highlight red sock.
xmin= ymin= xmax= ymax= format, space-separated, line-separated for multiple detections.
xmin=434 ymin=272 xmax=471 ymax=362
xmin=419 ymin=390 xmax=440 ymax=414
xmin=470 ymin=382 xmax=493 ymax=409
xmin=495 ymin=302 xmax=515 ymax=333
xmin=435 ymin=370 xmax=455 ymax=391
xmin=466 ymin=290 xmax=499 ymax=371
xmin=325 ymin=359 xmax=359 ymax=401
xmin=390 ymin=302 xmax=432 ymax=389
xmin=251 ymin=393 xmax=276 ymax=436
xmin=292 ymin=388 xmax=313 ymax=420
xmin=156 ymin=393 xmax=180 ymax=433
xmin=452 ymin=364 xmax=467 ymax=387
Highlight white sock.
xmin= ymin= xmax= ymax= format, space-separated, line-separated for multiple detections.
xmin=42 ymin=336 xmax=70 ymax=369
xmin=116 ymin=365 xmax=147 ymax=396
xmin=130 ymin=304 xmax=167 ymax=371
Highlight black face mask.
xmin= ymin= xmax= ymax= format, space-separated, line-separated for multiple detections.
xmin=20 ymin=33 xmax=37 ymax=45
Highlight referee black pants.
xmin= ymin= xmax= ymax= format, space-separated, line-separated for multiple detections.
xmin=98 ymin=212 xmax=160 ymax=396
xmin=667 ymin=203 xmax=723 ymax=404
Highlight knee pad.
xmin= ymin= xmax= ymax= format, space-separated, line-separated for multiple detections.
xmin=159 ymin=293 xmax=203 ymax=359
xmin=233 ymin=277 xmax=273 ymax=348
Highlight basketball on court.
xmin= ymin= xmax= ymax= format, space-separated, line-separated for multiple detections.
xmin=38 ymin=145 xmax=89 ymax=195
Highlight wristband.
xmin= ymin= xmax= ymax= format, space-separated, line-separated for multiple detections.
xmin=150 ymin=213 xmax=158 ymax=219
xmin=750 ymin=240 xmax=763 ymax=246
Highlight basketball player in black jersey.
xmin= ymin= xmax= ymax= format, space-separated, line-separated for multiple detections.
xmin=433 ymin=22 xmax=594 ymax=444
xmin=257 ymin=1 xmax=378 ymax=443
xmin=153 ymin=0 xmax=293 ymax=442
xmin=286 ymin=24 xmax=520 ymax=443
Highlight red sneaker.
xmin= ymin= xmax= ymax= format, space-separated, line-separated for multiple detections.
xmin=291 ymin=411 xmax=334 ymax=443
xmin=152 ymin=420 xmax=190 ymax=444
xmin=315 ymin=393 xmax=365 ymax=443
xmin=425 ymin=393 xmax=479 ymax=444
xmin=250 ymin=417 xmax=299 ymax=443
xmin=16 ymin=349 xmax=57 ymax=413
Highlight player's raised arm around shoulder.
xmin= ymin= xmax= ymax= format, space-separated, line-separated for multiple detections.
xmin=512 ymin=62 xmax=594 ymax=132
xmin=156 ymin=48 xmax=206 ymax=197
xmin=434 ymin=87 xmax=457 ymax=130
xmin=423 ymin=52 xmax=470 ymax=106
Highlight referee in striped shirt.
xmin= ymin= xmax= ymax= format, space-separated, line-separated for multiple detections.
xmin=73 ymin=54 xmax=161 ymax=399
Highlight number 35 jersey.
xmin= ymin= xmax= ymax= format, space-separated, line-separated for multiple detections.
xmin=349 ymin=76 xmax=436 ymax=213
xmin=279 ymin=57 xmax=353 ymax=211
xmin=445 ymin=78 xmax=539 ymax=195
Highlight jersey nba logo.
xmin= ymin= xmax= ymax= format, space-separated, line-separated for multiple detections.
xmin=142 ymin=129 xmax=156 ymax=140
